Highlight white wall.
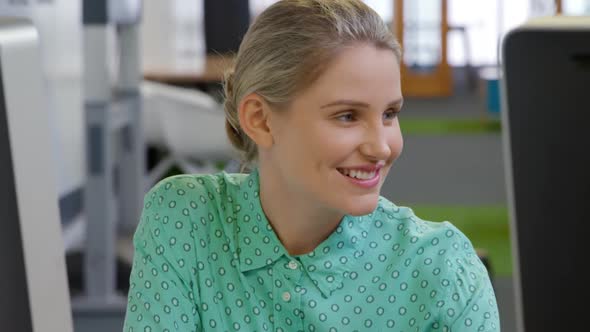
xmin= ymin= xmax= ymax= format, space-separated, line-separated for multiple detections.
xmin=34 ymin=0 xmax=84 ymax=197
xmin=0 ymin=0 xmax=84 ymax=196
xmin=141 ymin=0 xmax=205 ymax=71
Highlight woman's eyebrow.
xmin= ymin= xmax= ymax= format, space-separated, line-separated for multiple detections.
xmin=320 ymin=100 xmax=369 ymax=109
xmin=320 ymin=98 xmax=404 ymax=109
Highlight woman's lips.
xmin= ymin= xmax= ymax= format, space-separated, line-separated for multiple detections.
xmin=337 ymin=167 xmax=381 ymax=189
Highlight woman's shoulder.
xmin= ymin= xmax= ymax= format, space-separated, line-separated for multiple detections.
xmin=371 ymin=198 xmax=499 ymax=329
xmin=144 ymin=172 xmax=249 ymax=206
xmin=373 ymin=196 xmax=462 ymax=239
xmin=138 ymin=172 xmax=251 ymax=235
xmin=373 ymin=197 xmax=496 ymax=304
xmin=135 ymin=171 xmax=252 ymax=246
xmin=373 ymin=196 xmax=486 ymax=273
xmin=147 ymin=171 xmax=248 ymax=193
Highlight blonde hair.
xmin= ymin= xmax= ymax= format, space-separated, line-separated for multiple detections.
xmin=223 ymin=0 xmax=402 ymax=168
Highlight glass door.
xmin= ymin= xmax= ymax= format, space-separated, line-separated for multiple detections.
xmin=394 ymin=0 xmax=452 ymax=97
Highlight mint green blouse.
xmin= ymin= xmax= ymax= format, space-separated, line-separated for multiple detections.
xmin=123 ymin=169 xmax=500 ymax=331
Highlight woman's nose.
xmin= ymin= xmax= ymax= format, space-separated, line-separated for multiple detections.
xmin=359 ymin=125 xmax=392 ymax=161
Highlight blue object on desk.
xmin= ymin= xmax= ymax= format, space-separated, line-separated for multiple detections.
xmin=480 ymin=67 xmax=502 ymax=116
xmin=487 ymin=77 xmax=501 ymax=115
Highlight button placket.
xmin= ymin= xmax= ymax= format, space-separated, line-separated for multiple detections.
xmin=273 ymin=257 xmax=304 ymax=332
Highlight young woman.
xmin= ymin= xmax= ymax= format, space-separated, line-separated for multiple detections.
xmin=124 ymin=1 xmax=500 ymax=331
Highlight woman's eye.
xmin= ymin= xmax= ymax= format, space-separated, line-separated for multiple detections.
xmin=336 ymin=112 xmax=355 ymax=122
xmin=383 ymin=109 xmax=399 ymax=120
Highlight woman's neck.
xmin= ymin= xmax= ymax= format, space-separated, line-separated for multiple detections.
xmin=257 ymin=165 xmax=345 ymax=256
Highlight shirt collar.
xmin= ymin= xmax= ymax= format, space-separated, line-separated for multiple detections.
xmin=296 ymin=214 xmax=369 ymax=298
xmin=235 ymin=168 xmax=370 ymax=298
xmin=235 ymin=169 xmax=288 ymax=272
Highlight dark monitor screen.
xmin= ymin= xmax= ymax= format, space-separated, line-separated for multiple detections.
xmin=204 ymin=0 xmax=250 ymax=54
xmin=502 ymin=20 xmax=590 ymax=331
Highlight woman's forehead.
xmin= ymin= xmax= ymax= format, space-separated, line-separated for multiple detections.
xmin=297 ymin=45 xmax=401 ymax=102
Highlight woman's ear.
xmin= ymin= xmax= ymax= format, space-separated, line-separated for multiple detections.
xmin=238 ymin=93 xmax=274 ymax=149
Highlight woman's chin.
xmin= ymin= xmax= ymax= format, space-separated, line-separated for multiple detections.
xmin=342 ymin=195 xmax=380 ymax=216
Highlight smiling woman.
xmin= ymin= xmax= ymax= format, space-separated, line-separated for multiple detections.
xmin=250 ymin=44 xmax=404 ymax=228
xmin=123 ymin=1 xmax=500 ymax=331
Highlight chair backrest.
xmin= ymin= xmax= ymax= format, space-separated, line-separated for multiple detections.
xmin=501 ymin=16 xmax=590 ymax=332
xmin=0 ymin=17 xmax=72 ymax=332
xmin=142 ymin=81 xmax=235 ymax=160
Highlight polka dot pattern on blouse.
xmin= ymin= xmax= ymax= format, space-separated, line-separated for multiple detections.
xmin=123 ymin=169 xmax=500 ymax=331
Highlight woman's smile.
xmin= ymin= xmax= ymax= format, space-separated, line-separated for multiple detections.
xmin=337 ymin=164 xmax=384 ymax=189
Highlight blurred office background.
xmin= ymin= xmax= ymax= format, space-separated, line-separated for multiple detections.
xmin=1 ymin=0 xmax=589 ymax=331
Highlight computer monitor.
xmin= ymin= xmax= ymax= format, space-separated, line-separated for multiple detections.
xmin=501 ymin=16 xmax=590 ymax=332
xmin=204 ymin=0 xmax=250 ymax=54
xmin=0 ymin=18 xmax=72 ymax=331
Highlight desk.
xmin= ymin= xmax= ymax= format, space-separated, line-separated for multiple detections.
xmin=143 ymin=55 xmax=234 ymax=85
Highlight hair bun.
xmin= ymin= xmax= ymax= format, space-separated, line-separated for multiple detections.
xmin=224 ymin=70 xmax=236 ymax=98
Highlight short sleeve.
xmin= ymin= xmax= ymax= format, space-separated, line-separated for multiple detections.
xmin=443 ymin=227 xmax=501 ymax=332
xmin=123 ymin=177 xmax=201 ymax=332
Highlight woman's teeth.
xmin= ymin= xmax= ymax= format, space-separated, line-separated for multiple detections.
xmin=339 ymin=168 xmax=377 ymax=180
